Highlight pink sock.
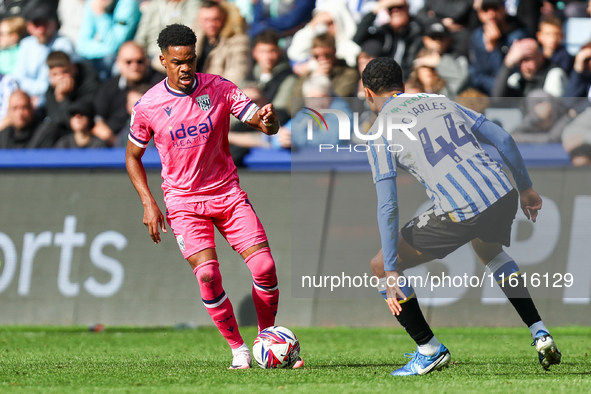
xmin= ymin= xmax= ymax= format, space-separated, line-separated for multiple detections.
xmin=244 ymin=247 xmax=279 ymax=332
xmin=194 ymin=260 xmax=243 ymax=349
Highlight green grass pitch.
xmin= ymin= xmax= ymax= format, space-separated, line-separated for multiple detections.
xmin=0 ymin=326 xmax=590 ymax=393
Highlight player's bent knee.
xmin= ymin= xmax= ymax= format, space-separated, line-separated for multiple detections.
xmin=245 ymin=247 xmax=277 ymax=285
xmin=193 ymin=260 xmax=222 ymax=285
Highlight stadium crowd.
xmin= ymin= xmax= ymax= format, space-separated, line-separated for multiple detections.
xmin=0 ymin=0 xmax=590 ymax=166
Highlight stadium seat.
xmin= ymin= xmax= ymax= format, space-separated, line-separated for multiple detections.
xmin=564 ymin=17 xmax=591 ymax=56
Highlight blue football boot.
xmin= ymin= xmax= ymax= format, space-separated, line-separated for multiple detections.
xmin=391 ymin=344 xmax=451 ymax=376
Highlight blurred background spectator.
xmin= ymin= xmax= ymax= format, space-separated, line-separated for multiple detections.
xmin=114 ymin=82 xmax=152 ymax=146
xmin=55 ymin=99 xmax=108 ymax=148
xmin=134 ymin=0 xmax=200 ymax=73
xmin=76 ymin=0 xmax=141 ymax=79
xmin=412 ymin=20 xmax=470 ymax=97
xmin=510 ymin=90 xmax=570 ymax=143
xmin=41 ymin=50 xmax=100 ymax=146
xmin=93 ymin=41 xmax=164 ymax=146
xmin=0 ymin=0 xmax=59 ymax=20
xmin=0 ymin=90 xmax=50 ymax=148
xmin=247 ymin=29 xmax=296 ymax=124
xmin=14 ymin=4 xmax=75 ymax=107
xmin=193 ymin=0 xmax=250 ymax=86
xmin=353 ymin=0 xmax=423 ymax=78
xmin=468 ymin=0 xmax=528 ymax=95
xmin=492 ymin=38 xmax=567 ymax=97
xmin=288 ymin=2 xmax=360 ymax=74
xmin=562 ymin=107 xmax=591 ymax=166
xmin=0 ymin=15 xmax=25 ymax=75
xmin=536 ymin=15 xmax=573 ymax=74
xmin=292 ymin=33 xmax=359 ymax=100
xmin=565 ymin=41 xmax=591 ymax=98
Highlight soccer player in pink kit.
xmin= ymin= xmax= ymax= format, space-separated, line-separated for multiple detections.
xmin=125 ymin=24 xmax=299 ymax=369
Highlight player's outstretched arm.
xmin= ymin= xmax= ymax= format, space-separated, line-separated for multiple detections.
xmin=125 ymin=140 xmax=167 ymax=244
xmin=245 ymin=103 xmax=280 ymax=135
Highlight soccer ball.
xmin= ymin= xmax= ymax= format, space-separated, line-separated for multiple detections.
xmin=252 ymin=326 xmax=300 ymax=369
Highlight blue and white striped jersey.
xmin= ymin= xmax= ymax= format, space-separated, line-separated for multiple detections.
xmin=367 ymin=93 xmax=515 ymax=222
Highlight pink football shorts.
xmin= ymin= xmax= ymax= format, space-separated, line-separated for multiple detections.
xmin=166 ymin=189 xmax=268 ymax=258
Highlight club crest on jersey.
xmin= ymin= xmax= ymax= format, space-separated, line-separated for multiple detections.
xmin=196 ymin=94 xmax=211 ymax=111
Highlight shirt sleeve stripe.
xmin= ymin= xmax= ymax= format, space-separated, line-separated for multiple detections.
xmin=238 ymin=101 xmax=255 ymax=121
xmin=128 ymin=133 xmax=148 ymax=148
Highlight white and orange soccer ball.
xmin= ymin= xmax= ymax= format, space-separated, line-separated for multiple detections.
xmin=252 ymin=326 xmax=300 ymax=369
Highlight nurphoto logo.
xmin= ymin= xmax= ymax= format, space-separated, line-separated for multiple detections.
xmin=303 ymin=107 xmax=418 ymax=153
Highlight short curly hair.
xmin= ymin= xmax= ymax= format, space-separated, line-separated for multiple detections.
xmin=157 ymin=24 xmax=197 ymax=52
xmin=362 ymin=57 xmax=404 ymax=94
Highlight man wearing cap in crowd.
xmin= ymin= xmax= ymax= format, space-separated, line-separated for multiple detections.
xmin=55 ymin=99 xmax=108 ymax=148
xmin=413 ymin=19 xmax=470 ymax=97
xmin=13 ymin=3 xmax=76 ymax=107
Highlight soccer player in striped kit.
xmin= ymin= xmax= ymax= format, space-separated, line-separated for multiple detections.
xmin=126 ymin=24 xmax=302 ymax=369
xmin=361 ymin=57 xmax=561 ymax=376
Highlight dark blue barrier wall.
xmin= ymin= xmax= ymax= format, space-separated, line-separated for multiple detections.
xmin=0 ymin=144 xmax=574 ymax=170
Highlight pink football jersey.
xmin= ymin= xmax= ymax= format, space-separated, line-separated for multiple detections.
xmin=129 ymin=73 xmax=257 ymax=206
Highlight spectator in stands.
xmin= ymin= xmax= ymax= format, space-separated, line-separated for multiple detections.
xmin=510 ymin=90 xmax=570 ymax=143
xmin=0 ymin=90 xmax=50 ymax=148
xmin=0 ymin=16 xmax=26 ymax=75
xmin=287 ymin=75 xmax=353 ymax=150
xmin=562 ymin=107 xmax=591 ymax=166
xmin=287 ymin=3 xmax=361 ymax=73
xmin=468 ymin=0 xmax=528 ymax=95
xmin=94 ymin=41 xmax=165 ymax=146
xmin=76 ymin=0 xmax=141 ymax=80
xmin=353 ymin=0 xmax=423 ymax=79
xmin=41 ymin=51 xmax=100 ymax=145
xmin=565 ymin=42 xmax=591 ymax=98
xmin=134 ymin=0 xmax=200 ymax=73
xmin=415 ymin=0 xmax=473 ymax=57
xmin=55 ymin=100 xmax=108 ymax=148
xmin=0 ymin=73 xmax=19 ymax=129
xmin=413 ymin=20 xmax=470 ymax=97
xmin=0 ymin=0 xmax=58 ymax=19
xmin=409 ymin=48 xmax=453 ymax=96
xmin=57 ymin=0 xmax=86 ymax=45
xmin=536 ymin=16 xmax=573 ymax=74
xmin=115 ymin=83 xmax=152 ymax=147
xmin=13 ymin=4 xmax=76 ymax=107
xmin=249 ymin=0 xmax=315 ymax=38
xmin=248 ymin=30 xmax=297 ymax=124
xmin=292 ymin=33 xmax=359 ymax=100
xmin=193 ymin=1 xmax=251 ymax=86
xmin=492 ymin=38 xmax=567 ymax=97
